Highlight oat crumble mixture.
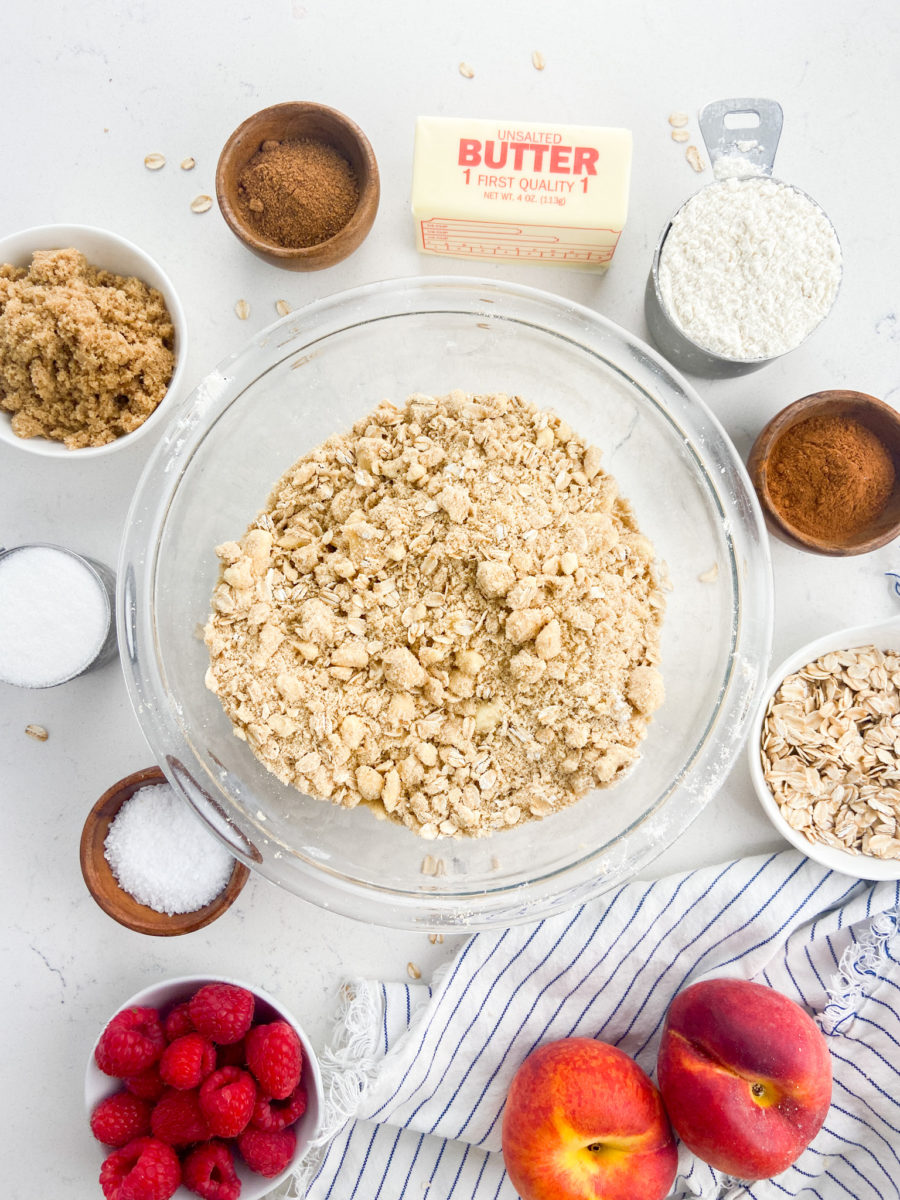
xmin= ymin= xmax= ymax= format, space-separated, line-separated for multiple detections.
xmin=0 ymin=248 xmax=174 ymax=448
xmin=204 ymin=390 xmax=665 ymax=839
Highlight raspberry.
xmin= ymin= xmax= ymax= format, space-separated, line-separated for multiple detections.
xmin=95 ymin=1007 xmax=166 ymax=1078
xmin=150 ymin=1088 xmax=210 ymax=1147
xmin=251 ymin=1080 xmax=307 ymax=1133
xmin=91 ymin=1091 xmax=152 ymax=1148
xmin=237 ymin=1127 xmax=297 ymax=1178
xmin=189 ymin=984 xmax=254 ymax=1046
xmin=199 ymin=1067 xmax=256 ymax=1138
xmin=124 ymin=1066 xmax=165 ymax=1103
xmin=163 ymin=1002 xmax=195 ymax=1042
xmin=245 ymin=1021 xmax=302 ymax=1099
xmin=159 ymin=1034 xmax=217 ymax=1090
xmin=215 ymin=1038 xmax=246 ymax=1070
xmin=99 ymin=1136 xmax=181 ymax=1200
xmin=182 ymin=1140 xmax=241 ymax=1200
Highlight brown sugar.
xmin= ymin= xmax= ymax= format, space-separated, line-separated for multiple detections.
xmin=0 ymin=248 xmax=174 ymax=449
xmin=236 ymin=138 xmax=359 ymax=248
xmin=767 ymin=415 xmax=895 ymax=541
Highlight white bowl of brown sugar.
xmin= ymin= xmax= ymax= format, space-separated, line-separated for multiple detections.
xmin=0 ymin=224 xmax=187 ymax=458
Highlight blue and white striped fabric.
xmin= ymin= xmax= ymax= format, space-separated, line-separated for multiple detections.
xmin=292 ymin=851 xmax=900 ymax=1200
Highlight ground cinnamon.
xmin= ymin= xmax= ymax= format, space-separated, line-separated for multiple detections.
xmin=767 ymin=414 xmax=895 ymax=541
xmin=236 ymin=137 xmax=358 ymax=248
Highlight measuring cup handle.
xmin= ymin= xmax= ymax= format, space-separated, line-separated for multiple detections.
xmin=698 ymin=98 xmax=783 ymax=175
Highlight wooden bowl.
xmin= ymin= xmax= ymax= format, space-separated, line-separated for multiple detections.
xmin=747 ymin=390 xmax=900 ymax=555
xmin=80 ymin=766 xmax=249 ymax=936
xmin=215 ymin=101 xmax=379 ymax=270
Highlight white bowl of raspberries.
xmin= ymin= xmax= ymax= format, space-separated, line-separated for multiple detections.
xmin=85 ymin=976 xmax=322 ymax=1200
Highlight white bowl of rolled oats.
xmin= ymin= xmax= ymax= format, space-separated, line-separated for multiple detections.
xmin=750 ymin=619 xmax=900 ymax=879
xmin=119 ymin=276 xmax=773 ymax=929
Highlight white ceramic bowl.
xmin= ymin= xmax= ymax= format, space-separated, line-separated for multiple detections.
xmin=85 ymin=975 xmax=322 ymax=1199
xmin=748 ymin=618 xmax=900 ymax=880
xmin=0 ymin=224 xmax=187 ymax=458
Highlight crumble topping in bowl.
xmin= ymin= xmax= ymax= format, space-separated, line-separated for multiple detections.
xmin=204 ymin=390 xmax=665 ymax=837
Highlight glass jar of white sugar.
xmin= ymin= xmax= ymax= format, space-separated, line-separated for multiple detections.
xmin=0 ymin=544 xmax=117 ymax=687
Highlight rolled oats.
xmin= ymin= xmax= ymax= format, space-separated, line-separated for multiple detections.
xmin=761 ymin=645 xmax=900 ymax=860
xmin=205 ymin=391 xmax=665 ymax=838
xmin=686 ymin=145 xmax=706 ymax=173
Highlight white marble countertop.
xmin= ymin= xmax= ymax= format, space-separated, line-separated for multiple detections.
xmin=3 ymin=2 xmax=900 ymax=1196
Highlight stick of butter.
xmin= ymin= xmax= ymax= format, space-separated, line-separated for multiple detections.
xmin=411 ymin=116 xmax=632 ymax=270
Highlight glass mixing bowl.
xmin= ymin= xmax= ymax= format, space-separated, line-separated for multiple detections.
xmin=119 ymin=277 xmax=772 ymax=930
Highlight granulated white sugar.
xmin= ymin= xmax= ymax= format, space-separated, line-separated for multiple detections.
xmin=104 ymin=783 xmax=235 ymax=915
xmin=658 ymin=176 xmax=842 ymax=360
xmin=0 ymin=546 xmax=110 ymax=686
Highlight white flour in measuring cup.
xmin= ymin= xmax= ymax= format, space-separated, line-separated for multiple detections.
xmin=657 ymin=176 xmax=842 ymax=361
xmin=0 ymin=545 xmax=111 ymax=686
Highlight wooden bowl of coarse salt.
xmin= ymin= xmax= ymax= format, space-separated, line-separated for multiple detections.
xmin=216 ymin=101 xmax=380 ymax=270
xmin=80 ymin=766 xmax=249 ymax=936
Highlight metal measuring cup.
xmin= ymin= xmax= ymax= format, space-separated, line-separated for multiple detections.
xmin=645 ymin=98 xmax=842 ymax=378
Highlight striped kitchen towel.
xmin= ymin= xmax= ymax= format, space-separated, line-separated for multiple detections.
xmin=288 ymin=850 xmax=900 ymax=1200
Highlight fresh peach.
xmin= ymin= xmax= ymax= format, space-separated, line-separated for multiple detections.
xmin=501 ymin=1037 xmax=677 ymax=1200
xmin=657 ymin=978 xmax=832 ymax=1180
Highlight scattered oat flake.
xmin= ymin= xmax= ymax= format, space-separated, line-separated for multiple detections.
xmin=191 ymin=194 xmax=212 ymax=214
xmin=686 ymin=145 xmax=706 ymax=173
xmin=459 ymin=62 xmax=475 ymax=79
xmin=180 ymin=157 xmax=196 ymax=171
xmin=407 ymin=962 xmax=422 ymax=980
xmin=671 ymin=129 xmax=690 ymax=143
xmin=144 ymin=153 xmax=165 ymax=170
xmin=698 ymin=563 xmax=719 ymax=583
xmin=531 ymin=51 xmax=546 ymax=71
xmin=25 ymin=724 xmax=48 ymax=741
xmin=668 ymin=112 xmax=689 ymax=128
xmin=235 ymin=299 xmax=250 ymax=320
xmin=429 ymin=932 xmax=445 ymax=944
xmin=275 ymin=299 xmax=291 ymax=317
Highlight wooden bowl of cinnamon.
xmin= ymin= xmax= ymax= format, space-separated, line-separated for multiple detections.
xmin=216 ymin=102 xmax=379 ymax=271
xmin=748 ymin=390 xmax=900 ymax=555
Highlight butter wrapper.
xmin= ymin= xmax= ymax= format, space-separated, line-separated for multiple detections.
xmin=411 ymin=116 xmax=632 ymax=270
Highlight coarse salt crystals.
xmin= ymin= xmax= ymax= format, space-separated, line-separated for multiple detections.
xmin=104 ymin=783 xmax=235 ymax=915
